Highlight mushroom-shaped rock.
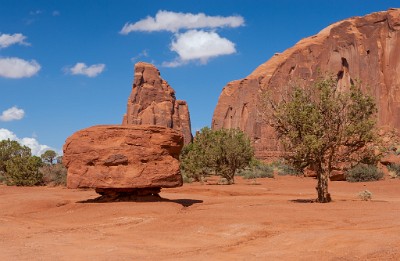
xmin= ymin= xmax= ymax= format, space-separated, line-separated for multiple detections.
xmin=63 ymin=125 xmax=183 ymax=194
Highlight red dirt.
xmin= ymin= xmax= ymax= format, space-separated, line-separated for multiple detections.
xmin=1 ymin=176 xmax=399 ymax=260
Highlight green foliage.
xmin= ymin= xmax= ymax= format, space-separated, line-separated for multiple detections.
xmin=345 ymin=164 xmax=383 ymax=182
xmin=387 ymin=163 xmax=400 ymax=178
xmin=180 ymin=127 xmax=254 ymax=184
xmin=0 ymin=139 xmax=43 ymax=186
xmin=263 ymin=75 xmax=378 ymax=202
xmin=40 ymin=164 xmax=67 ymax=186
xmin=237 ymin=163 xmax=274 ymax=179
xmin=0 ymin=139 xmax=31 ymax=173
xmin=276 ymin=163 xmax=303 ymax=176
xmin=41 ymin=150 xmax=57 ymax=165
xmin=358 ymin=190 xmax=373 ymax=201
xmin=5 ymin=154 xmax=43 ymax=186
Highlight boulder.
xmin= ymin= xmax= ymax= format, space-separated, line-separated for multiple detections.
xmin=122 ymin=62 xmax=193 ymax=144
xmin=380 ymin=153 xmax=400 ymax=166
xmin=329 ymin=170 xmax=346 ymax=181
xmin=63 ymin=125 xmax=183 ymax=190
xmin=212 ymin=9 xmax=400 ymax=161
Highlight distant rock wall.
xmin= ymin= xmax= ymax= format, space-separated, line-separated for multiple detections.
xmin=123 ymin=62 xmax=193 ymax=144
xmin=212 ymin=9 xmax=400 ymax=161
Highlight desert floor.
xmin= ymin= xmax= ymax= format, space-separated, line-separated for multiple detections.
xmin=0 ymin=175 xmax=399 ymax=261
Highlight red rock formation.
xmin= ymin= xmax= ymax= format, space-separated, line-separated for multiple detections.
xmin=63 ymin=125 xmax=183 ymax=190
xmin=122 ymin=62 xmax=193 ymax=144
xmin=212 ymin=8 xmax=400 ymax=161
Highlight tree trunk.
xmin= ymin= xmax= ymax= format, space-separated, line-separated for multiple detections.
xmin=316 ymin=163 xmax=331 ymax=203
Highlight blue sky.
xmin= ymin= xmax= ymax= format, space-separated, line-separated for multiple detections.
xmin=0 ymin=0 xmax=398 ymax=155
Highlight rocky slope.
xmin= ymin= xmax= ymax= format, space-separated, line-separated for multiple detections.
xmin=122 ymin=62 xmax=193 ymax=144
xmin=212 ymin=8 xmax=400 ymax=161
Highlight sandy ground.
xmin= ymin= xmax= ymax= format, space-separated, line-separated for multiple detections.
xmin=0 ymin=176 xmax=399 ymax=261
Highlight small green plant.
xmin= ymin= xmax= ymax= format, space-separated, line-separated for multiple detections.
xmin=358 ymin=190 xmax=372 ymax=201
xmin=346 ymin=164 xmax=383 ymax=182
xmin=387 ymin=163 xmax=400 ymax=178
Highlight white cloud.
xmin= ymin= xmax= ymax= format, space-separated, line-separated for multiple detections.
xmin=0 ymin=106 xmax=25 ymax=122
xmin=0 ymin=128 xmax=53 ymax=156
xmin=52 ymin=10 xmax=60 ymax=16
xmin=68 ymin=62 xmax=105 ymax=77
xmin=163 ymin=30 xmax=236 ymax=67
xmin=120 ymin=10 xmax=244 ymax=34
xmin=0 ymin=33 xmax=30 ymax=49
xmin=131 ymin=49 xmax=149 ymax=62
xmin=0 ymin=57 xmax=41 ymax=79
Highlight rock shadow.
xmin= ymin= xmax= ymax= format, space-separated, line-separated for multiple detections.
xmin=77 ymin=195 xmax=203 ymax=207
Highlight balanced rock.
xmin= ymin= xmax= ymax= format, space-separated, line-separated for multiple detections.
xmin=212 ymin=9 xmax=400 ymax=161
xmin=122 ymin=62 xmax=193 ymax=144
xmin=63 ymin=125 xmax=183 ymax=191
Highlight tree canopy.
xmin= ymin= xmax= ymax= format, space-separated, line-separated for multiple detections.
xmin=0 ymin=139 xmax=43 ymax=186
xmin=41 ymin=150 xmax=57 ymax=165
xmin=180 ymin=127 xmax=254 ymax=184
xmin=262 ymin=76 xmax=377 ymax=202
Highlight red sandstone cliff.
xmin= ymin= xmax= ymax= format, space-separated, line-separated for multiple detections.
xmin=123 ymin=62 xmax=193 ymax=144
xmin=212 ymin=9 xmax=400 ymax=161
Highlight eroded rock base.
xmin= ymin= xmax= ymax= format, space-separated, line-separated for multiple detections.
xmin=93 ymin=187 xmax=162 ymax=202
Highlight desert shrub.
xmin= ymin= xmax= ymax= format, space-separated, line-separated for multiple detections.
xmin=4 ymin=155 xmax=43 ymax=186
xmin=387 ymin=163 xmax=400 ymax=178
xmin=180 ymin=127 xmax=254 ymax=184
xmin=40 ymin=164 xmax=67 ymax=186
xmin=237 ymin=164 xmax=274 ymax=179
xmin=346 ymin=164 xmax=383 ymax=182
xmin=0 ymin=171 xmax=6 ymax=184
xmin=358 ymin=190 xmax=373 ymax=201
xmin=273 ymin=161 xmax=301 ymax=176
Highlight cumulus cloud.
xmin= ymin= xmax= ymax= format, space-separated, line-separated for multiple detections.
xmin=0 ymin=33 xmax=30 ymax=49
xmin=120 ymin=10 xmax=244 ymax=34
xmin=163 ymin=30 xmax=236 ymax=67
xmin=0 ymin=128 xmax=52 ymax=156
xmin=0 ymin=106 xmax=25 ymax=122
xmin=68 ymin=62 xmax=106 ymax=77
xmin=0 ymin=57 xmax=41 ymax=79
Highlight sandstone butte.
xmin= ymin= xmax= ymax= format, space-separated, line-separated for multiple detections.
xmin=63 ymin=125 xmax=183 ymax=196
xmin=212 ymin=8 xmax=400 ymax=161
xmin=122 ymin=62 xmax=193 ymax=144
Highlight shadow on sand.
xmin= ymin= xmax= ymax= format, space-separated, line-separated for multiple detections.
xmin=77 ymin=195 xmax=203 ymax=207
xmin=290 ymin=199 xmax=317 ymax=203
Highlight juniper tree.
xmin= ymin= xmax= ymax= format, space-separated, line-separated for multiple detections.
xmin=262 ymin=76 xmax=377 ymax=202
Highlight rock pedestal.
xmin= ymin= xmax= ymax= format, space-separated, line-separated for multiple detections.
xmin=63 ymin=125 xmax=184 ymax=195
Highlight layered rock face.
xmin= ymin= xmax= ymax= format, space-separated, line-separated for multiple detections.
xmin=122 ymin=62 xmax=193 ymax=144
xmin=63 ymin=125 xmax=183 ymax=190
xmin=212 ymin=9 xmax=400 ymax=161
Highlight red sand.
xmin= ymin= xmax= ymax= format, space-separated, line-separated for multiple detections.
xmin=1 ymin=176 xmax=399 ymax=260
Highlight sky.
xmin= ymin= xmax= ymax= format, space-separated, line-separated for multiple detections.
xmin=0 ymin=0 xmax=399 ymax=156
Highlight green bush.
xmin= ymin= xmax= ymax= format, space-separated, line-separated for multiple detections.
xmin=4 ymin=155 xmax=43 ymax=186
xmin=180 ymin=127 xmax=254 ymax=184
xmin=273 ymin=161 xmax=301 ymax=176
xmin=387 ymin=163 xmax=400 ymax=178
xmin=40 ymin=164 xmax=67 ymax=186
xmin=346 ymin=164 xmax=384 ymax=182
xmin=237 ymin=164 xmax=274 ymax=179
